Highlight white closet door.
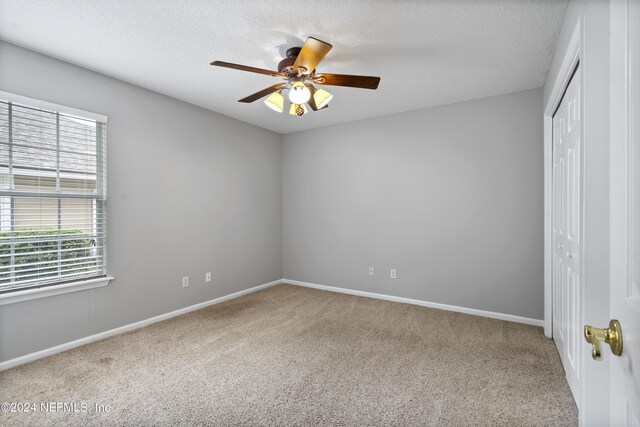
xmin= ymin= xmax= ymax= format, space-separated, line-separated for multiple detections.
xmin=552 ymin=68 xmax=581 ymax=404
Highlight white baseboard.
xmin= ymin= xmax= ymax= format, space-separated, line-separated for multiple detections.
xmin=284 ymin=279 xmax=544 ymax=327
xmin=0 ymin=279 xmax=283 ymax=371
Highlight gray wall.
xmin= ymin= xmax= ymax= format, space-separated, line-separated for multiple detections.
xmin=544 ymin=0 xmax=610 ymax=424
xmin=283 ymin=88 xmax=544 ymax=320
xmin=0 ymin=41 xmax=283 ymax=362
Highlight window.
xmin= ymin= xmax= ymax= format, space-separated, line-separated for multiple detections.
xmin=0 ymin=93 xmax=107 ymax=294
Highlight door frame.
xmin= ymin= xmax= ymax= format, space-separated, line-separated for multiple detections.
xmin=543 ymin=13 xmax=585 ymax=408
xmin=610 ymin=0 xmax=639 ymax=424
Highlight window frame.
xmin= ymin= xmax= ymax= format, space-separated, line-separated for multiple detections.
xmin=0 ymin=91 xmax=112 ymax=305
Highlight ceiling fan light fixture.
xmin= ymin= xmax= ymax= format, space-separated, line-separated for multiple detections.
xmin=288 ymin=81 xmax=312 ymax=104
xmin=211 ymin=36 xmax=381 ymax=118
xmin=289 ymin=103 xmax=308 ymax=116
xmin=264 ymin=91 xmax=284 ymax=113
xmin=312 ymin=88 xmax=333 ymax=109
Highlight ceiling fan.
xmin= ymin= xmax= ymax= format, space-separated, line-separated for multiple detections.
xmin=210 ymin=37 xmax=381 ymax=116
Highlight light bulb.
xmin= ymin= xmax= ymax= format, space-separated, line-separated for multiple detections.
xmin=264 ymin=91 xmax=284 ymax=113
xmin=312 ymin=88 xmax=333 ymax=109
xmin=288 ymin=81 xmax=311 ymax=104
xmin=289 ymin=103 xmax=308 ymax=116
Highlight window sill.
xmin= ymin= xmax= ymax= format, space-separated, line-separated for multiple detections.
xmin=0 ymin=276 xmax=114 ymax=306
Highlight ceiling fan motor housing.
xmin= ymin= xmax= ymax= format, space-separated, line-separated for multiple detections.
xmin=278 ymin=47 xmax=312 ymax=76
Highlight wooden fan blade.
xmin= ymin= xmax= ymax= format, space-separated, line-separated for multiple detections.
xmin=293 ymin=37 xmax=333 ymax=74
xmin=314 ymin=73 xmax=380 ymax=90
xmin=305 ymin=84 xmax=328 ymax=111
xmin=238 ymin=83 xmax=286 ymax=103
xmin=211 ymin=61 xmax=282 ymax=77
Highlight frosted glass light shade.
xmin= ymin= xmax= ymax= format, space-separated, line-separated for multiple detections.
xmin=264 ymin=91 xmax=284 ymax=112
xmin=288 ymin=81 xmax=311 ymax=104
xmin=289 ymin=103 xmax=308 ymax=116
xmin=313 ymin=88 xmax=333 ymax=109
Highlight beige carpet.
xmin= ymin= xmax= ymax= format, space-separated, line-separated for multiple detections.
xmin=0 ymin=284 xmax=577 ymax=426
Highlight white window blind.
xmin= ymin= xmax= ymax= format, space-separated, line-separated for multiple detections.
xmin=0 ymin=95 xmax=106 ymax=293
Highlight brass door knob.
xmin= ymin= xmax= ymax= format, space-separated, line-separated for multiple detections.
xmin=584 ymin=319 xmax=623 ymax=361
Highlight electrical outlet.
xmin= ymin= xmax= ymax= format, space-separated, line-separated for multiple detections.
xmin=390 ymin=269 xmax=397 ymax=279
xmin=369 ymin=266 xmax=375 ymax=276
xmin=182 ymin=276 xmax=190 ymax=288
xmin=205 ymin=272 xmax=212 ymax=283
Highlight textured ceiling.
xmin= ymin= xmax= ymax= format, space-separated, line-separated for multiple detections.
xmin=0 ymin=0 xmax=567 ymax=134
